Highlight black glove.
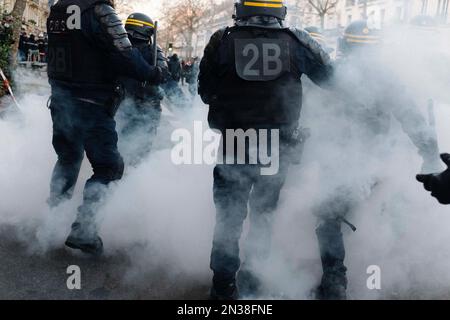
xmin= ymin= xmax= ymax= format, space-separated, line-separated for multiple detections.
xmin=416 ymin=153 xmax=450 ymax=205
xmin=161 ymin=67 xmax=171 ymax=84
xmin=149 ymin=66 xmax=163 ymax=85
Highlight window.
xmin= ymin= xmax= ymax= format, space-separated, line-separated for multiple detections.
xmin=422 ymin=0 xmax=429 ymax=14
xmin=395 ymin=6 xmax=402 ymax=21
xmin=380 ymin=9 xmax=385 ymax=26
xmin=436 ymin=0 xmax=449 ymax=22
xmin=437 ymin=0 xmax=449 ymax=15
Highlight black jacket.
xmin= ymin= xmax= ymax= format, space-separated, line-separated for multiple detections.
xmin=47 ymin=0 xmax=160 ymax=104
xmin=121 ymin=40 xmax=169 ymax=107
xmin=198 ymin=24 xmax=333 ymax=130
xmin=168 ymin=55 xmax=182 ymax=81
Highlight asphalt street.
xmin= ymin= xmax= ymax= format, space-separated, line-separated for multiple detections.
xmin=0 ymin=224 xmax=210 ymax=300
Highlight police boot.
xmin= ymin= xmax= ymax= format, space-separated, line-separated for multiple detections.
xmin=315 ymin=218 xmax=348 ymax=300
xmin=316 ymin=267 xmax=348 ymax=300
xmin=65 ymin=222 xmax=103 ymax=256
xmin=237 ymin=267 xmax=261 ymax=297
xmin=210 ymin=273 xmax=239 ymax=300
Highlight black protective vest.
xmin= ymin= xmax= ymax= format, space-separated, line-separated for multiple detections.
xmin=47 ymin=0 xmax=115 ymax=91
xmin=213 ymin=26 xmax=303 ymax=128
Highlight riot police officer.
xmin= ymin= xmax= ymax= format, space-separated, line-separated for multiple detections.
xmin=311 ymin=20 xmax=441 ymax=300
xmin=47 ymin=0 xmax=162 ymax=255
xmin=118 ymin=13 xmax=169 ymax=166
xmin=198 ymin=0 xmax=334 ymax=300
xmin=165 ymin=53 xmax=187 ymax=108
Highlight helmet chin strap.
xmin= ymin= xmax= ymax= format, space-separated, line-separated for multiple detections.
xmin=235 ymin=16 xmax=283 ymax=28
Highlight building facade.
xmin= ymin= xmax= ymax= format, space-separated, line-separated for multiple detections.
xmin=297 ymin=0 xmax=450 ymax=30
xmin=190 ymin=0 xmax=234 ymax=58
xmin=160 ymin=0 xmax=450 ymax=58
xmin=1 ymin=0 xmax=50 ymax=34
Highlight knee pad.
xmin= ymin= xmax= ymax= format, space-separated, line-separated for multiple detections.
xmin=93 ymin=155 xmax=124 ymax=183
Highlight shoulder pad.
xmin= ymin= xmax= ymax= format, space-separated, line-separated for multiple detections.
xmin=213 ymin=27 xmax=229 ymax=41
xmin=203 ymin=27 xmax=228 ymax=49
xmin=94 ymin=3 xmax=120 ymax=23
xmin=288 ymin=27 xmax=331 ymax=65
xmin=94 ymin=3 xmax=131 ymax=51
xmin=70 ymin=0 xmax=112 ymax=13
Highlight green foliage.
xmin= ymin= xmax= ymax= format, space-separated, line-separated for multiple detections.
xmin=0 ymin=40 xmax=10 ymax=70
xmin=0 ymin=12 xmax=13 ymax=97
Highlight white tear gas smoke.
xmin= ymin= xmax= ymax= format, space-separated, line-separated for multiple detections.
xmin=0 ymin=25 xmax=450 ymax=299
xmin=279 ymin=24 xmax=450 ymax=299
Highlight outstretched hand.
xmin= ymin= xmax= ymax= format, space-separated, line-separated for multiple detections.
xmin=417 ymin=153 xmax=450 ymax=205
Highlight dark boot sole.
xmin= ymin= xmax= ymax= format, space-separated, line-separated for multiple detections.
xmin=65 ymin=237 xmax=104 ymax=256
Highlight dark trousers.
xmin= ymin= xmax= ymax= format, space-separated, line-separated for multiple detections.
xmin=316 ymin=218 xmax=346 ymax=275
xmin=313 ymin=188 xmax=353 ymax=276
xmin=210 ymin=160 xmax=289 ymax=276
xmin=49 ymin=96 xmax=124 ymax=227
xmin=119 ymin=101 xmax=161 ymax=166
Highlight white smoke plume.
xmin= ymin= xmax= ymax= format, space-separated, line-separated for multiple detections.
xmin=0 ymin=25 xmax=450 ymax=299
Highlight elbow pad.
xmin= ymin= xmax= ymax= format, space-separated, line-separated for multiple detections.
xmin=94 ymin=4 xmax=132 ymax=51
xmin=289 ymin=27 xmax=331 ymax=65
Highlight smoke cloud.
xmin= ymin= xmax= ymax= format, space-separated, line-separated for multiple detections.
xmin=0 ymin=25 xmax=450 ymax=299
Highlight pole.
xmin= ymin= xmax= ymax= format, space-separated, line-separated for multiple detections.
xmin=153 ymin=21 xmax=158 ymax=66
xmin=0 ymin=67 xmax=21 ymax=110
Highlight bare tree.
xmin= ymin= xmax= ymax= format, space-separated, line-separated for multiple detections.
xmin=158 ymin=0 xmax=179 ymax=54
xmin=289 ymin=0 xmax=307 ymax=26
xmin=307 ymin=0 xmax=339 ymax=29
xmin=160 ymin=0 xmax=207 ymax=58
xmin=204 ymin=0 xmax=234 ymax=26
xmin=111 ymin=0 xmax=126 ymax=7
xmin=8 ymin=0 xmax=27 ymax=68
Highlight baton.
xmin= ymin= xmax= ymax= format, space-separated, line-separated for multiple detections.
xmin=0 ymin=67 xmax=21 ymax=109
xmin=153 ymin=21 xmax=158 ymax=66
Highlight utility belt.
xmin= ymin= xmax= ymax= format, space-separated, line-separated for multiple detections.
xmin=74 ymin=84 xmax=124 ymax=117
xmin=50 ymin=81 xmax=125 ymax=117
